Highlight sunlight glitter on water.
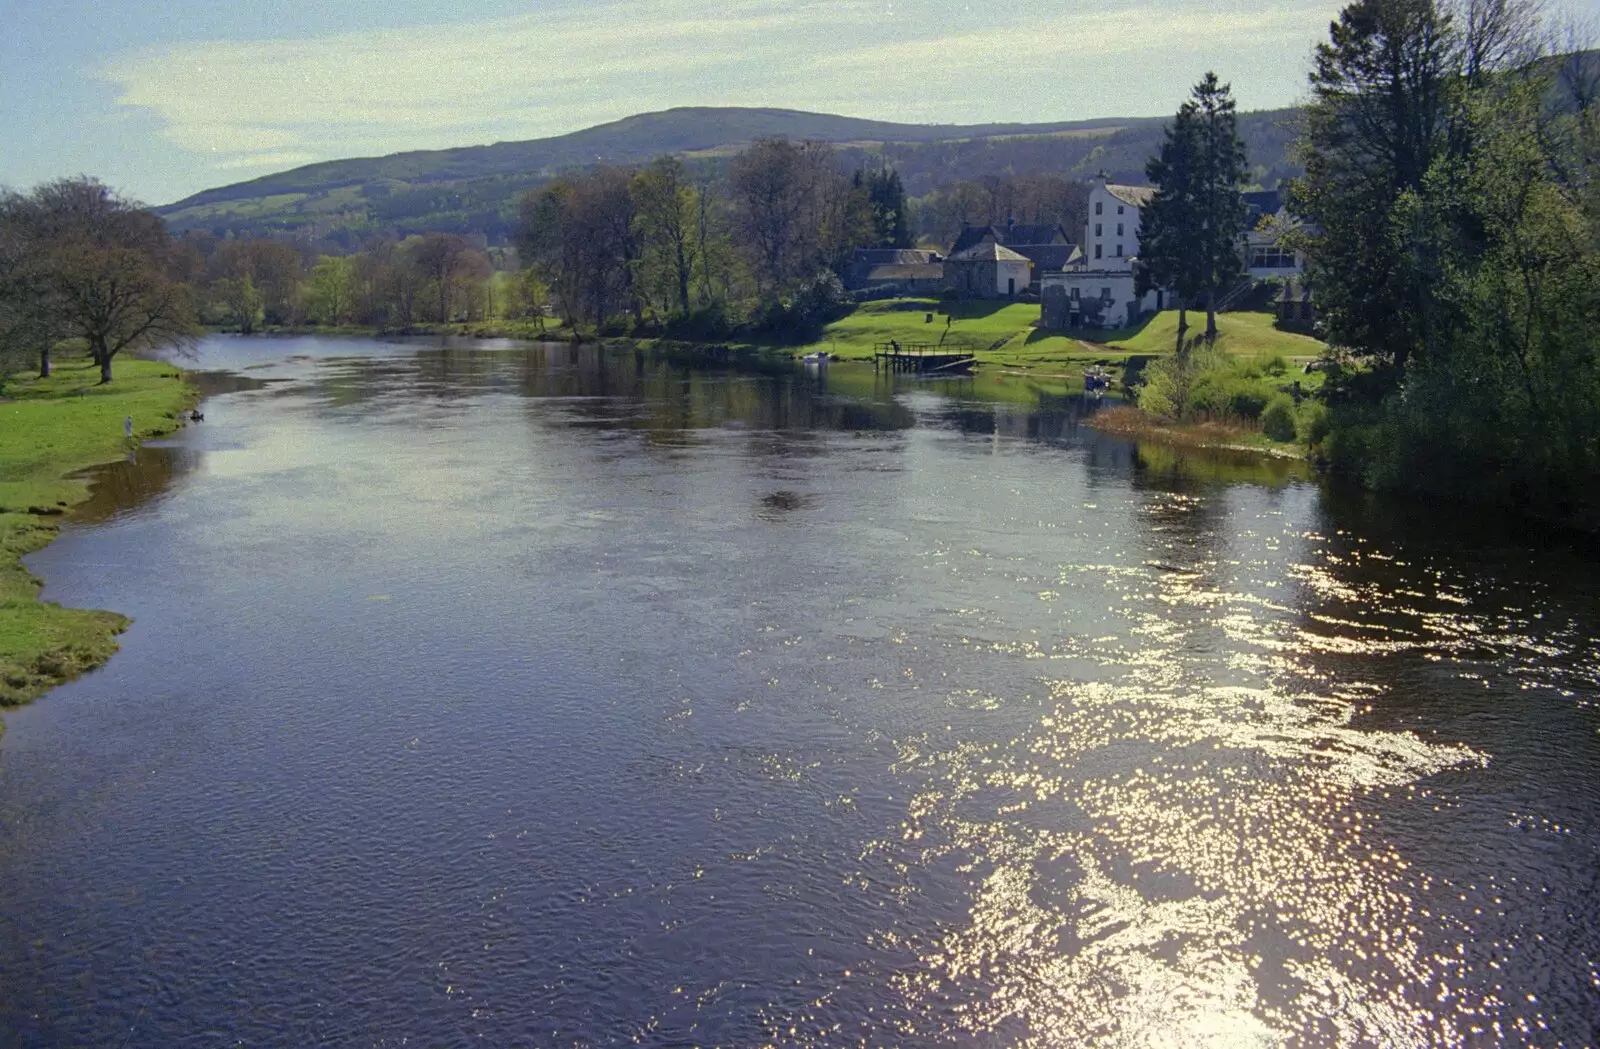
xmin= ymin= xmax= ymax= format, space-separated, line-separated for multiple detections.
xmin=865 ymin=519 xmax=1535 ymax=1047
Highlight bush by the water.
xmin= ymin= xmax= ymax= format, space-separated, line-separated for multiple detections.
xmin=1261 ymin=395 xmax=1297 ymax=442
xmin=1135 ymin=344 xmax=1291 ymax=430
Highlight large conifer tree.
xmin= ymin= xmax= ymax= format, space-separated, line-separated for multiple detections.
xmin=1192 ymin=73 xmax=1250 ymax=340
xmin=1138 ymin=72 xmax=1248 ymax=350
xmin=1138 ymin=100 xmax=1204 ymax=354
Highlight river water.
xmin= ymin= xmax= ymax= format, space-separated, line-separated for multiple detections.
xmin=1 ymin=336 xmax=1597 ymax=1048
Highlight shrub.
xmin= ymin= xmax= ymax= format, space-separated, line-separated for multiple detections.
xmin=1262 ymin=354 xmax=1289 ymax=377
xmin=1299 ymin=400 xmax=1331 ymax=445
xmin=1227 ymin=383 xmax=1271 ymax=420
xmin=1262 ymin=395 xmax=1297 ymax=441
xmin=1188 ymin=366 xmax=1270 ymax=420
xmin=666 ymin=302 xmax=733 ymax=340
xmin=1135 ymin=359 xmax=1180 ymax=419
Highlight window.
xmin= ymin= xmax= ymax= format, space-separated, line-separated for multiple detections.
xmin=1095 ymin=201 xmax=1103 ymax=216
xmin=1250 ymin=247 xmax=1296 ymax=269
xmin=1094 ymin=223 xmax=1102 ymax=237
xmin=1070 ymin=287 xmax=1080 ymax=301
xmin=1101 ymin=287 xmax=1111 ymax=300
xmin=1117 ymin=223 xmax=1124 ymax=236
xmin=1115 ymin=244 xmax=1123 ymax=257
xmin=1117 ymin=205 xmax=1124 ymax=215
xmin=1094 ymin=244 xmax=1102 ymax=259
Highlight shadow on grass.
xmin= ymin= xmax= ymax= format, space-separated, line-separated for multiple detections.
xmin=944 ymin=299 xmax=1024 ymax=321
xmin=1081 ymin=313 xmax=1157 ymax=345
xmin=869 ymin=299 xmax=942 ymax=313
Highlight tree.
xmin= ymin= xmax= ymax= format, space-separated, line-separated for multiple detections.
xmin=1290 ymin=0 xmax=1458 ymax=379
xmin=505 ymin=269 xmax=550 ymax=330
xmin=24 ymin=178 xmax=198 ymax=383
xmin=212 ymin=239 xmax=303 ymax=328
xmin=1138 ymin=73 xmax=1248 ymax=346
xmin=517 ymin=168 xmax=639 ymax=331
xmin=408 ymin=233 xmax=474 ymax=321
xmin=730 ymin=139 xmax=838 ymax=299
xmin=214 ymin=273 xmax=263 ymax=333
xmin=863 ymin=167 xmax=912 ymax=248
xmin=1191 ymin=73 xmax=1250 ymax=339
xmin=1138 ymin=101 xmax=1206 ymax=354
xmin=631 ymin=156 xmax=701 ymax=317
xmin=0 ymin=190 xmax=63 ymax=380
xmin=1289 ymin=0 xmax=1600 ymax=517
xmin=307 ymin=255 xmax=355 ymax=325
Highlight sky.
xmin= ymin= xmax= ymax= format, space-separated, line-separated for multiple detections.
xmin=0 ymin=0 xmax=1491 ymax=206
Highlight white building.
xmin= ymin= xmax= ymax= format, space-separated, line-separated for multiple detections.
xmin=1041 ymin=180 xmax=1307 ymax=331
xmin=1040 ymin=181 xmax=1163 ymax=330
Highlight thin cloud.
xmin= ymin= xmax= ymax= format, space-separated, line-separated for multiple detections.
xmin=104 ymin=0 xmax=1339 ymax=181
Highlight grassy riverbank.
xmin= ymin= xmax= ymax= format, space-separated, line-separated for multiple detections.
xmin=1088 ymin=404 xmax=1305 ymax=458
xmin=798 ymin=300 xmax=1324 ymax=380
xmin=0 ymin=357 xmax=195 ymax=709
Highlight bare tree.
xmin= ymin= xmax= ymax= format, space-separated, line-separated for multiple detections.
xmin=729 ymin=139 xmax=846 ymax=298
xmin=408 ymin=233 xmax=475 ymax=321
xmin=517 ymin=169 xmax=639 ymax=331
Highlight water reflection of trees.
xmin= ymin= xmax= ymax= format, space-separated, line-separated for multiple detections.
xmin=72 ymin=445 xmax=197 ymax=524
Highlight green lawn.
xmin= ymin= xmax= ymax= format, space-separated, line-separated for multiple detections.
xmin=0 ymin=356 xmax=194 ymax=709
xmin=1092 ymin=309 xmax=1326 ymax=360
xmin=799 ymin=299 xmax=1324 ymax=375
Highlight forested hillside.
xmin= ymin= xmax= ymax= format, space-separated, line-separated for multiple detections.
xmin=156 ymin=105 xmax=1303 ymax=246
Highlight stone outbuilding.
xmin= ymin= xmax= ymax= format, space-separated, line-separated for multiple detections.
xmin=843 ymin=248 xmax=946 ymax=295
xmin=944 ymin=241 xmax=1032 ymax=299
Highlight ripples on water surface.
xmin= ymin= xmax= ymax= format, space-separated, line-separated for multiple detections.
xmin=1 ymin=337 xmax=1597 ymax=1047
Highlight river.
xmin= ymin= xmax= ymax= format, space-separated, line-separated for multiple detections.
xmin=1 ymin=336 xmax=1596 ymax=1048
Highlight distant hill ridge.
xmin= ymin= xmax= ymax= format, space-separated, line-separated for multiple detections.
xmin=158 ymin=104 xmax=1303 ymax=244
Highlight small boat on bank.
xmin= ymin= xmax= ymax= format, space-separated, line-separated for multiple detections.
xmin=800 ymin=352 xmax=830 ymax=365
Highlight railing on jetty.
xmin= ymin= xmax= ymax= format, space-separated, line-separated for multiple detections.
xmin=873 ymin=341 xmax=978 ymax=375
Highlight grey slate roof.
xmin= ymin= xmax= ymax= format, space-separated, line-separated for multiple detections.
xmin=951 ymin=222 xmax=1075 ymax=255
xmin=948 ymin=241 xmax=1031 ymax=263
xmin=1004 ymin=223 xmax=1070 ymax=245
xmin=853 ymin=248 xmax=942 ymax=266
xmin=861 ymin=263 xmax=945 ymax=281
xmin=1008 ymin=243 xmax=1083 ymax=271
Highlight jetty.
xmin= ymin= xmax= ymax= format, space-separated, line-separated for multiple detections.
xmin=873 ymin=341 xmax=977 ymax=375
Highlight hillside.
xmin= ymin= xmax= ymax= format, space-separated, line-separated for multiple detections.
xmin=157 ymin=105 xmax=1303 ymax=245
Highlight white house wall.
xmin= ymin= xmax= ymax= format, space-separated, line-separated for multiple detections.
xmin=1085 ymin=186 xmax=1140 ymax=272
xmin=996 ymin=259 xmax=1031 ymax=297
xmin=1041 ymin=270 xmax=1160 ymax=329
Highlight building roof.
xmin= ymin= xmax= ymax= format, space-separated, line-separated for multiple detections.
xmin=1104 ymin=184 xmax=1154 ymax=208
xmin=950 ymin=225 xmax=1002 ymax=254
xmin=1241 ymin=189 xmax=1286 ymax=234
xmin=1241 ymin=189 xmax=1282 ymax=215
xmin=1005 ymin=223 xmax=1070 ymax=245
xmin=853 ymin=248 xmax=942 ymax=265
xmin=948 ymin=241 xmax=1031 ymax=263
xmin=952 ymin=222 xmax=1072 ymax=254
xmin=860 ymin=263 xmax=945 ymax=281
xmin=1008 ymin=243 xmax=1083 ymax=271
